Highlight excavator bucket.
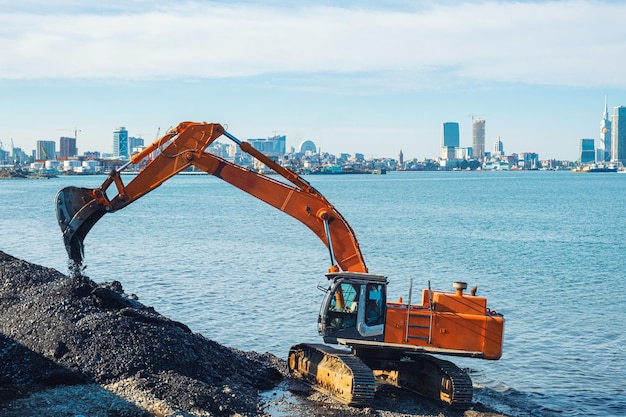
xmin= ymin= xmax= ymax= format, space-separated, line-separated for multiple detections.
xmin=55 ymin=186 xmax=108 ymax=264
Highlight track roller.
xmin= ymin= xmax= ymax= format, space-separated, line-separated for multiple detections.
xmin=288 ymin=343 xmax=375 ymax=407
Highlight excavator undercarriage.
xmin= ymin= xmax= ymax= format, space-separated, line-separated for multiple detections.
xmin=288 ymin=343 xmax=473 ymax=409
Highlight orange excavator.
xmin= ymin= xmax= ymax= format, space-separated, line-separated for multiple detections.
xmin=55 ymin=121 xmax=504 ymax=408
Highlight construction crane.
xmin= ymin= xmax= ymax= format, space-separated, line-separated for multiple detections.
xmin=468 ymin=114 xmax=486 ymax=122
xmin=39 ymin=143 xmax=49 ymax=160
xmin=58 ymin=127 xmax=82 ymax=140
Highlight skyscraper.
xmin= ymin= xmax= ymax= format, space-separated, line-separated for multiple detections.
xmin=59 ymin=137 xmax=77 ymax=160
xmin=113 ymin=127 xmax=129 ymax=159
xmin=36 ymin=140 xmax=55 ymax=160
xmin=440 ymin=122 xmax=460 ymax=160
xmin=599 ymin=97 xmax=611 ymax=162
xmin=441 ymin=122 xmax=460 ymax=148
xmin=493 ymin=137 xmax=504 ymax=155
xmin=472 ymin=119 xmax=485 ymax=161
xmin=579 ymin=138 xmax=595 ymax=163
xmin=611 ymin=106 xmax=626 ymax=164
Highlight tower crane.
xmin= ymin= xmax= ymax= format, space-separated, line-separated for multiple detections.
xmin=468 ymin=114 xmax=486 ymax=122
xmin=58 ymin=127 xmax=82 ymax=140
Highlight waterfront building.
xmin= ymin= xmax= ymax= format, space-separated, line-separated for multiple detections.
xmin=59 ymin=137 xmax=77 ymax=160
xmin=472 ymin=119 xmax=485 ymax=161
xmin=208 ymin=142 xmax=232 ymax=159
xmin=440 ymin=122 xmax=460 ymax=161
xmin=493 ymin=137 xmax=504 ymax=156
xmin=520 ymin=152 xmax=540 ymax=170
xmin=455 ymin=147 xmax=471 ymax=160
xmin=113 ymin=127 xmax=129 ymax=160
xmin=611 ymin=106 xmax=626 ymax=164
xmin=10 ymin=147 xmax=28 ymax=165
xmin=83 ymin=151 xmax=101 ymax=160
xmin=129 ymin=136 xmax=145 ymax=155
xmin=36 ymin=140 xmax=55 ymax=160
xmin=599 ymin=97 xmax=611 ymax=162
xmin=247 ymin=135 xmax=286 ymax=171
xmin=440 ymin=146 xmax=456 ymax=161
xmin=299 ymin=140 xmax=317 ymax=154
xmin=248 ymin=135 xmax=286 ymax=156
xmin=579 ymin=138 xmax=595 ymax=163
xmin=441 ymin=122 xmax=460 ymax=148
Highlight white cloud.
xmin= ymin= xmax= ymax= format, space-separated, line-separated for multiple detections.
xmin=1 ymin=1 xmax=626 ymax=87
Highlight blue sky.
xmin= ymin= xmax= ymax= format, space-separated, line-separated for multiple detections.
xmin=2 ymin=0 xmax=626 ymax=161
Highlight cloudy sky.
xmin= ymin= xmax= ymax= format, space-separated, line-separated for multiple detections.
xmin=2 ymin=0 xmax=626 ymax=161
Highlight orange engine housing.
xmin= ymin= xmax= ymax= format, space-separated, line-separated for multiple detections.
xmin=384 ymin=289 xmax=504 ymax=360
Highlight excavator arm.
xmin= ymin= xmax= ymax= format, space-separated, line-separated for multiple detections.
xmin=55 ymin=121 xmax=367 ymax=273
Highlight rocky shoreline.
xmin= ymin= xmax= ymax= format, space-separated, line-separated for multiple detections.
xmin=0 ymin=252 xmax=508 ymax=416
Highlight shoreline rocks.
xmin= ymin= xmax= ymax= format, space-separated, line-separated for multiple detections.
xmin=0 ymin=251 xmax=284 ymax=416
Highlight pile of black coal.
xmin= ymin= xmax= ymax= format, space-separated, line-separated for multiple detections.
xmin=0 ymin=252 xmax=285 ymax=416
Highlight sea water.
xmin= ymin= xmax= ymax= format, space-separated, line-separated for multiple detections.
xmin=1 ymin=170 xmax=625 ymax=417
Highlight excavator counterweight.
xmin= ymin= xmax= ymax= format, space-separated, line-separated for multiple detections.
xmin=55 ymin=121 xmax=504 ymax=409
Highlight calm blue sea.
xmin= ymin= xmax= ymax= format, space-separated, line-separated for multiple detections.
xmin=1 ymin=171 xmax=625 ymax=417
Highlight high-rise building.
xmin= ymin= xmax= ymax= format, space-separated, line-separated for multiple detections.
xmin=59 ymin=137 xmax=77 ymax=160
xmin=247 ymin=135 xmax=286 ymax=156
xmin=128 ymin=136 xmax=145 ymax=155
xmin=611 ymin=106 xmax=626 ymax=164
xmin=599 ymin=97 xmax=611 ymax=162
xmin=493 ymin=137 xmax=504 ymax=155
xmin=579 ymin=138 xmax=595 ymax=163
xmin=246 ymin=135 xmax=286 ymax=171
xmin=472 ymin=119 xmax=485 ymax=161
xmin=36 ymin=140 xmax=56 ymax=160
xmin=441 ymin=122 xmax=460 ymax=148
xmin=440 ymin=122 xmax=460 ymax=160
xmin=113 ymin=127 xmax=129 ymax=159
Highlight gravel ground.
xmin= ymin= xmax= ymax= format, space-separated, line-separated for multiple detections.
xmin=0 ymin=252 xmax=508 ymax=417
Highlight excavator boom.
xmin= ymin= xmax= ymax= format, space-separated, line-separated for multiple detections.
xmin=55 ymin=121 xmax=367 ymax=273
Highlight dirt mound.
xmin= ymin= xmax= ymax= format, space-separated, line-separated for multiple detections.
xmin=0 ymin=251 xmax=284 ymax=416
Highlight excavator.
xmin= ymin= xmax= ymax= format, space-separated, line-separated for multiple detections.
xmin=55 ymin=121 xmax=504 ymax=408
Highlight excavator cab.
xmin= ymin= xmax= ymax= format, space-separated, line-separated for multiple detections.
xmin=318 ymin=272 xmax=387 ymax=344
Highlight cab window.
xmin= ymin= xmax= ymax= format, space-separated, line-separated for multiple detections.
xmin=364 ymin=283 xmax=384 ymax=326
xmin=327 ymin=283 xmax=359 ymax=329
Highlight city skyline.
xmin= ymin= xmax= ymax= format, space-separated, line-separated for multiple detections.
xmin=2 ymin=1 xmax=626 ymax=161
xmin=11 ymin=100 xmax=626 ymax=164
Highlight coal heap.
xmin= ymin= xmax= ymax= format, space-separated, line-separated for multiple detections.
xmin=0 ymin=252 xmax=285 ymax=416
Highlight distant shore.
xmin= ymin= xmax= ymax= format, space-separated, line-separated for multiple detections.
xmin=0 ymin=169 xmax=57 ymax=179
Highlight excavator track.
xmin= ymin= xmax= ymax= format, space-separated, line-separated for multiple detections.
xmin=370 ymin=353 xmax=473 ymax=409
xmin=288 ymin=343 xmax=375 ymax=407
